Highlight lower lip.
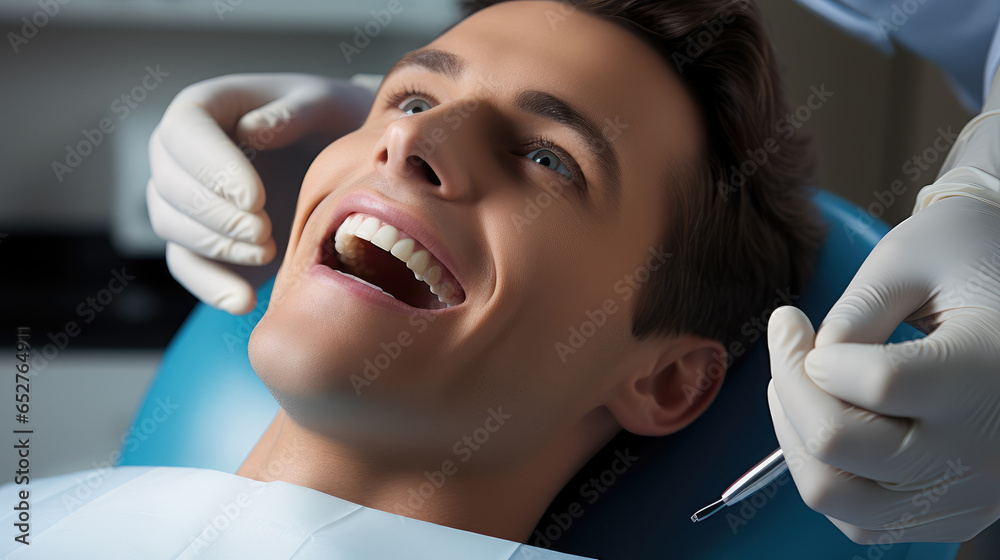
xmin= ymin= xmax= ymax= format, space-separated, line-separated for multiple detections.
xmin=308 ymin=263 xmax=451 ymax=315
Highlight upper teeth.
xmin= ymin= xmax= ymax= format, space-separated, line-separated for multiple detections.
xmin=333 ymin=213 xmax=462 ymax=307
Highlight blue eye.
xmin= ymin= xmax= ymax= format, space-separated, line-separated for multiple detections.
xmin=399 ymin=97 xmax=432 ymax=116
xmin=525 ymin=148 xmax=572 ymax=180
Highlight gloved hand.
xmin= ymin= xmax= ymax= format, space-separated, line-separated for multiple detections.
xmin=766 ymin=64 xmax=1000 ymax=544
xmin=147 ymin=73 xmax=378 ymax=314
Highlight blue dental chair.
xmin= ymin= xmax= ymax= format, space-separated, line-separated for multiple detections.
xmin=119 ymin=190 xmax=960 ymax=560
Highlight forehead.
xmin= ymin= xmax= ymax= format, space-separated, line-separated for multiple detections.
xmin=421 ymin=0 xmax=704 ymax=208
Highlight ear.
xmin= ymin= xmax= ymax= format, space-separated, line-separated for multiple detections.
xmin=605 ymin=335 xmax=727 ymax=437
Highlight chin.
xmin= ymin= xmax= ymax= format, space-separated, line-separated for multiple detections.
xmin=247 ymin=305 xmax=467 ymax=455
xmin=246 ymin=286 xmax=437 ymax=417
xmin=247 ymin=309 xmax=388 ymax=442
xmin=248 ymin=306 xmax=356 ymax=401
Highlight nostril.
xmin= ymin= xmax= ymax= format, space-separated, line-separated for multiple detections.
xmin=405 ymin=155 xmax=441 ymax=186
xmin=422 ymin=161 xmax=441 ymax=186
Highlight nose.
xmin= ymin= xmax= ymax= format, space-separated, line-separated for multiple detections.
xmin=372 ymin=107 xmax=474 ymax=201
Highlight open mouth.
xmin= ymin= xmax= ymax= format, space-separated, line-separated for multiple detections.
xmin=318 ymin=213 xmax=466 ymax=310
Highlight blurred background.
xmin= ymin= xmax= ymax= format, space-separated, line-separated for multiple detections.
xmin=0 ymin=0 xmax=993 ymax=557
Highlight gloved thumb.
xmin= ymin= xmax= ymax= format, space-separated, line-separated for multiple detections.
xmin=234 ymin=96 xmax=309 ymax=153
xmin=767 ymin=305 xmax=815 ymax=374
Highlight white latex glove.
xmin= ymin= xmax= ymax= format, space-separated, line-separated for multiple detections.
xmin=766 ymin=64 xmax=1000 ymax=544
xmin=147 ymin=73 xmax=379 ymax=314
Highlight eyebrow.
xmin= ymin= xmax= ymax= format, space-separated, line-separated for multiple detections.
xmin=383 ymin=48 xmax=467 ymax=82
xmin=381 ymin=48 xmax=622 ymax=208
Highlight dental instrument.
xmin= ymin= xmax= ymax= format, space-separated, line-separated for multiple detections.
xmin=690 ymin=448 xmax=787 ymax=522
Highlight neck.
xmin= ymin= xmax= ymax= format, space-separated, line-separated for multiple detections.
xmin=235 ymin=406 xmax=618 ymax=543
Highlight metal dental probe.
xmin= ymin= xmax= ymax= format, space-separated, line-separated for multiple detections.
xmin=690 ymin=448 xmax=787 ymax=522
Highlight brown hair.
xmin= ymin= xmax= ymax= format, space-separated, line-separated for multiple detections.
xmin=461 ymin=0 xmax=827 ymax=355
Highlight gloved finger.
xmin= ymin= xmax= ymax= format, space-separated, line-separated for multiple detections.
xmin=769 ymin=306 xmax=912 ymax=482
xmin=824 ymin=516 xmax=879 ymax=546
xmin=805 ymin=315 xmax=992 ymax=419
xmin=825 ymin=473 xmax=999 ymax=545
xmin=148 ymin=181 xmax=276 ymax=265
xmin=149 ymin=140 xmax=272 ymax=244
xmin=805 ymin=342 xmax=939 ymax=420
xmin=825 ymin=514 xmax=982 ymax=545
xmin=813 ymin=236 xmax=930 ymax=348
xmin=154 ymin=102 xmax=266 ymax=213
xmin=768 ymin=381 xmax=927 ymax=532
xmin=165 ymin=243 xmax=257 ymax=315
xmin=823 ymin=515 xmax=914 ymax=546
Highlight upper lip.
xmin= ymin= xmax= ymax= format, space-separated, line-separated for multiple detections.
xmin=315 ymin=190 xmax=468 ymax=299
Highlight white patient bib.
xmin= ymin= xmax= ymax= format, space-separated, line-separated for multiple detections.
xmin=0 ymin=466 xmax=594 ymax=560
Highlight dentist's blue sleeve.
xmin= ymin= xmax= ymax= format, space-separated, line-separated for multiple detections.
xmin=791 ymin=0 xmax=1000 ymax=111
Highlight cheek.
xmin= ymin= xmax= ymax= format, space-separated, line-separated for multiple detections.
xmin=491 ymin=226 xmax=632 ymax=374
xmin=297 ymin=135 xmax=367 ymax=201
xmin=283 ymin=134 xmax=375 ymax=271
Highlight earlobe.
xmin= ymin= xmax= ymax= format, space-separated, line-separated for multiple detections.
xmin=606 ymin=336 xmax=727 ymax=437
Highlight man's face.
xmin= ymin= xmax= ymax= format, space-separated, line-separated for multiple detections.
xmin=249 ymin=0 xmax=704 ymax=463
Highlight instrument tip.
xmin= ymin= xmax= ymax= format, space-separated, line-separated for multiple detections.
xmin=690 ymin=498 xmax=726 ymax=523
